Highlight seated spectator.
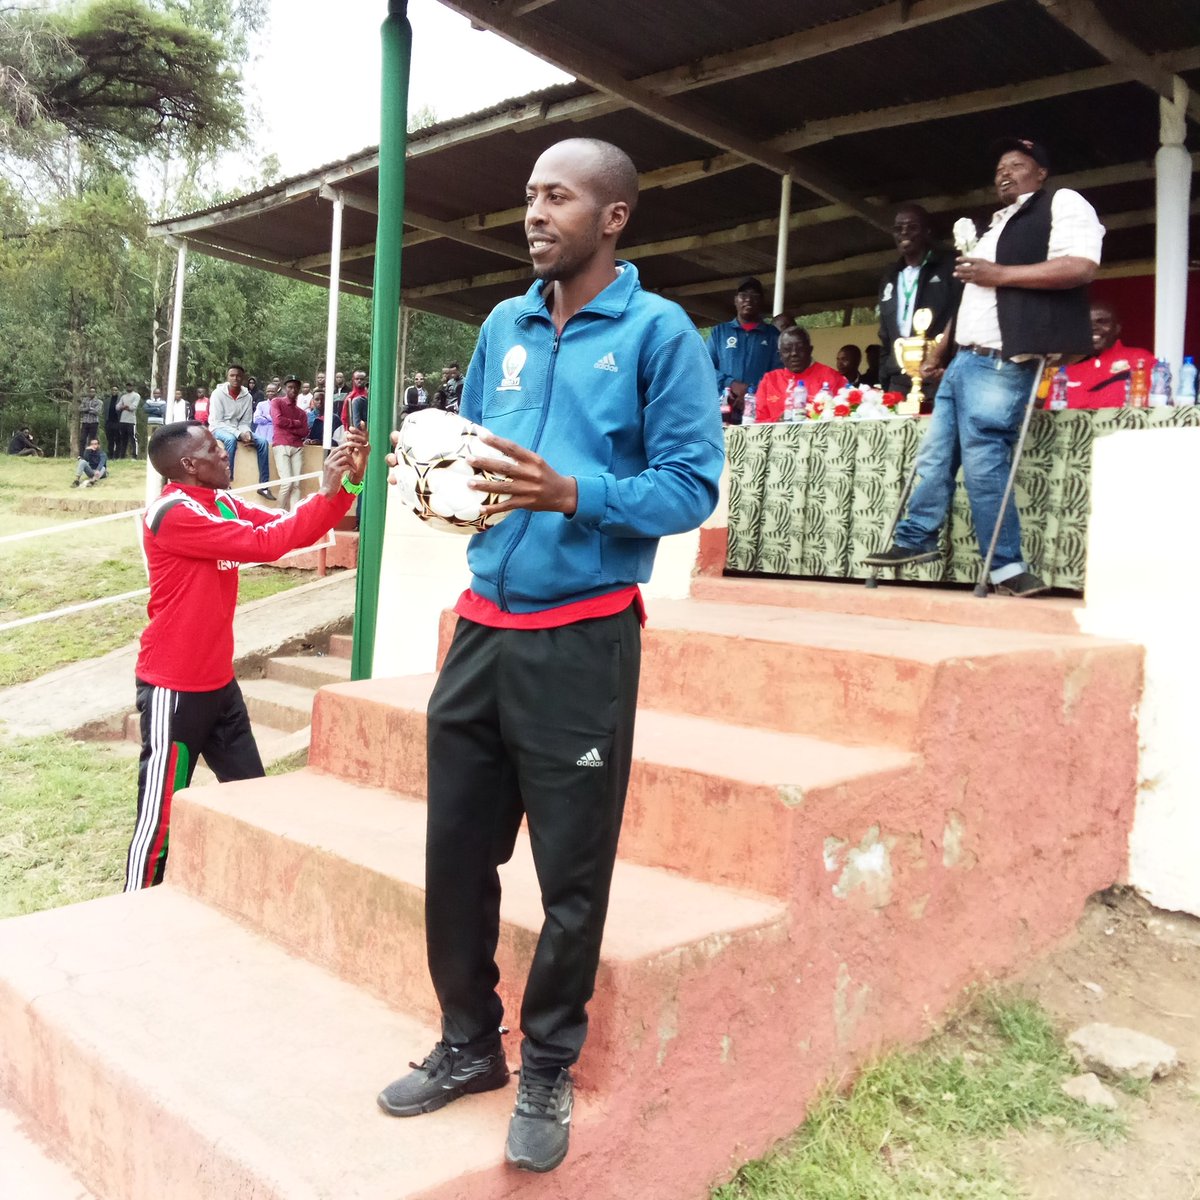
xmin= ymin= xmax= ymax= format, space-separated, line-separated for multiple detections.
xmin=73 ymin=438 xmax=107 ymax=486
xmin=209 ymin=363 xmax=275 ymax=500
xmin=861 ymin=344 xmax=882 ymax=387
xmin=836 ymin=344 xmax=864 ymax=385
xmin=307 ymin=389 xmax=341 ymax=444
xmin=751 ymin=326 xmax=848 ymax=423
xmin=8 ymin=427 xmax=43 ymax=456
xmin=1064 ymin=301 xmax=1153 ymax=408
xmin=144 ymin=387 xmax=167 ymax=428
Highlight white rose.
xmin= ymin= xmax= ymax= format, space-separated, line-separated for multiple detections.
xmin=953 ymin=217 xmax=978 ymax=254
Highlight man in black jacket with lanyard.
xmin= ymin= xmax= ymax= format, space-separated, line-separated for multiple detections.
xmin=877 ymin=205 xmax=960 ymax=405
xmin=865 ymin=139 xmax=1103 ymax=597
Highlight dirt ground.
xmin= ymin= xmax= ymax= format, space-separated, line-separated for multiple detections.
xmin=1003 ymin=888 xmax=1200 ymax=1200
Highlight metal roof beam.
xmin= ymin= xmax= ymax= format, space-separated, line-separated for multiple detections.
xmin=395 ymin=153 xmax=1197 ymax=304
xmin=1036 ymin=0 xmax=1200 ymax=122
xmin=438 ymin=0 xmax=893 ymax=233
xmin=390 ymin=46 xmax=1200 ymax=255
xmin=179 ymin=235 xmax=374 ymax=297
xmin=663 ymin=196 xmax=1196 ymax=302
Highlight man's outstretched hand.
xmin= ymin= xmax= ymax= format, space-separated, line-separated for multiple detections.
xmin=469 ymin=432 xmax=578 ymax=517
xmin=320 ymin=424 xmax=370 ymax=496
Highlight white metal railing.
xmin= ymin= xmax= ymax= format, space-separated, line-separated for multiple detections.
xmin=0 ymin=472 xmax=335 ymax=633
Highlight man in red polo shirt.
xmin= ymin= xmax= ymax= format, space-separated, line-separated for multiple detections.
xmin=1064 ymin=301 xmax=1152 ymax=408
xmin=752 ymin=325 xmax=848 ymax=422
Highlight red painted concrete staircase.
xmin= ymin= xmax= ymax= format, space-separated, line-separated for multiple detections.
xmin=0 ymin=582 xmax=1142 ymax=1199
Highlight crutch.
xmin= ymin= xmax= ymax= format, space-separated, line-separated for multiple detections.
xmin=973 ymin=354 xmax=1050 ymax=597
xmin=864 ymin=454 xmax=922 ymax=590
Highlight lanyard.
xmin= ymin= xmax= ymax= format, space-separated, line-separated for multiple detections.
xmin=898 ymin=255 xmax=928 ymax=328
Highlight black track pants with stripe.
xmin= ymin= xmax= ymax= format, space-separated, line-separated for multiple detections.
xmin=424 ymin=603 xmax=641 ymax=1075
xmin=124 ymin=678 xmax=264 ymax=891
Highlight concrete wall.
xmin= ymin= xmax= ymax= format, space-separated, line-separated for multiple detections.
xmin=1079 ymin=426 xmax=1200 ymax=917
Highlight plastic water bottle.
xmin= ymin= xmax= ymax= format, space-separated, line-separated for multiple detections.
xmin=1177 ymin=356 xmax=1198 ymax=406
xmin=743 ymin=389 xmax=756 ymax=425
xmin=1149 ymin=358 xmax=1172 ymax=407
xmin=1047 ymin=367 xmax=1069 ymax=412
xmin=816 ymin=382 xmax=833 ymax=418
xmin=790 ymin=380 xmax=807 ymax=422
xmin=1129 ymin=359 xmax=1149 ymax=407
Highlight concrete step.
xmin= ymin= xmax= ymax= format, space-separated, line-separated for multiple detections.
xmin=634 ymin=597 xmax=1127 ymax=746
xmin=167 ymin=771 xmax=785 ymax=1092
xmin=329 ymin=632 xmax=353 ymax=658
xmin=309 ymin=674 xmax=918 ymax=896
xmin=265 ymin=652 xmax=353 ymax=690
xmin=693 ymin=574 xmax=1085 ymax=635
xmin=0 ymin=1102 xmax=100 ymax=1199
xmin=238 ymin=677 xmax=316 ymax=734
xmin=0 ymin=887 xmax=522 ymax=1200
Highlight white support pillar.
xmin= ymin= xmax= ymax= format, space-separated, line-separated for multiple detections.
xmin=1154 ymin=77 xmax=1191 ymax=382
xmin=145 ymin=238 xmax=187 ymax=509
xmin=773 ymin=174 xmax=792 ymax=318
xmin=322 ymin=189 xmax=345 ymax=450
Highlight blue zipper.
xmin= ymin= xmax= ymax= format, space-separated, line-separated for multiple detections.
xmin=495 ymin=325 xmax=561 ymax=612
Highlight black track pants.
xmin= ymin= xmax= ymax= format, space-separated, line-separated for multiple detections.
xmin=424 ymin=604 xmax=641 ymax=1075
xmin=124 ymin=678 xmax=264 ymax=891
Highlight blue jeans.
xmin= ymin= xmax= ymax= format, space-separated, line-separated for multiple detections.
xmin=213 ymin=428 xmax=270 ymax=485
xmin=894 ymin=351 xmax=1039 ymax=583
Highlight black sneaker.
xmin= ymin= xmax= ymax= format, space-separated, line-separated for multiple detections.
xmin=505 ymin=1068 xmax=573 ymax=1173
xmin=994 ymin=571 xmax=1048 ymax=598
xmin=377 ymin=1040 xmax=509 ymax=1118
xmin=862 ymin=544 xmax=940 ymax=568
xmin=257 ymin=487 xmax=277 ymax=500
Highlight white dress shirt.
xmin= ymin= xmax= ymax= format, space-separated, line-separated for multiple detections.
xmin=955 ymin=189 xmax=1105 ymax=352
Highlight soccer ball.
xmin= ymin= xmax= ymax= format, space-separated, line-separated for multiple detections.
xmin=390 ymin=407 xmax=514 ymax=535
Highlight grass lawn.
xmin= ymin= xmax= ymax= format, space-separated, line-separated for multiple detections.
xmin=0 ymin=735 xmax=134 ymax=918
xmin=0 ymin=456 xmax=317 ymax=687
xmin=712 ymin=993 xmax=1125 ymax=1200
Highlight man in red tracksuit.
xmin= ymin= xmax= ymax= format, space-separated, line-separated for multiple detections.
xmin=123 ymin=420 xmax=369 ymax=891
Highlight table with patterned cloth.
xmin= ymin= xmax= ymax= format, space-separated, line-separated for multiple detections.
xmin=725 ymin=407 xmax=1200 ymax=590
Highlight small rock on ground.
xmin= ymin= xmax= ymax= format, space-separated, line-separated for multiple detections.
xmin=1067 ymin=1022 xmax=1178 ymax=1082
xmin=1061 ymin=1072 xmax=1118 ymax=1110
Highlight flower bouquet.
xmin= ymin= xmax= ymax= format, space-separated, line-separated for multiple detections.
xmin=953 ymin=217 xmax=979 ymax=256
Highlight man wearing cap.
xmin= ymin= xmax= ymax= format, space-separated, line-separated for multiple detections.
xmin=705 ymin=277 xmax=782 ymax=424
xmin=865 ymin=138 xmax=1103 ymax=598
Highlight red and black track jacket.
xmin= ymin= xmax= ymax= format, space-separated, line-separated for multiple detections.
xmin=137 ymin=483 xmax=353 ymax=692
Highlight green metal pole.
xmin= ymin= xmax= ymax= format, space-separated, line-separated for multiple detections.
xmin=352 ymin=0 xmax=411 ymax=680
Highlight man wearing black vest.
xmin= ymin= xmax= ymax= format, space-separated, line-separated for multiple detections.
xmin=865 ymin=139 xmax=1102 ymax=597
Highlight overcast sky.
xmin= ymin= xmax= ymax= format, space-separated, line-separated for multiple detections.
xmin=251 ymin=0 xmax=572 ymax=175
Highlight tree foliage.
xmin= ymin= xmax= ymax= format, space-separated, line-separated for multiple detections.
xmin=1 ymin=0 xmax=245 ymax=160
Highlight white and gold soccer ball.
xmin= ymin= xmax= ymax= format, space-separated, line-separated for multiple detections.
xmin=390 ymin=407 xmax=514 ymax=535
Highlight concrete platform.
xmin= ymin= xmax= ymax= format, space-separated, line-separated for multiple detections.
xmin=168 ymin=773 xmax=785 ymax=1090
xmin=693 ymin=574 xmax=1085 ymax=635
xmin=0 ymin=586 xmax=1146 ymax=1200
xmin=0 ymin=889 xmax=517 ymax=1200
xmin=310 ymin=673 xmax=918 ymax=894
xmin=0 ymin=1102 xmax=99 ymax=1200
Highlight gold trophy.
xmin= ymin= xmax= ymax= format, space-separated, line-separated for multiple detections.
xmin=893 ymin=306 xmax=935 ymax=416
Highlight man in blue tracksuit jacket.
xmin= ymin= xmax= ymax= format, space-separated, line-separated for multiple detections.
xmin=705 ymin=276 xmax=782 ymax=423
xmin=378 ymin=138 xmax=724 ymax=1174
